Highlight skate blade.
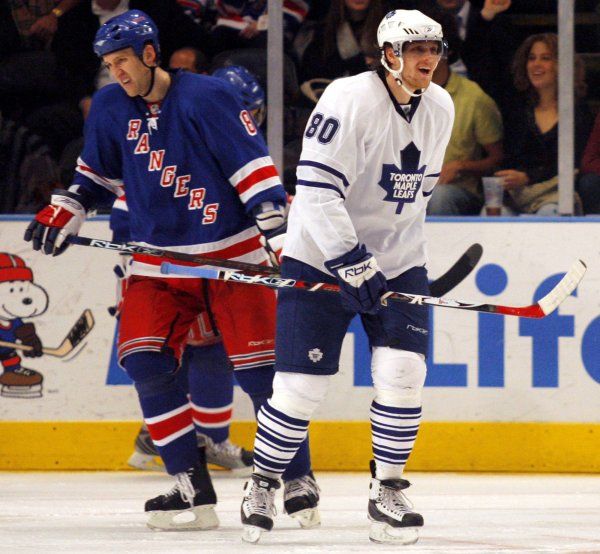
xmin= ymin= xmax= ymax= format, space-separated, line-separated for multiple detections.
xmin=369 ymin=522 xmax=419 ymax=545
xmin=289 ymin=507 xmax=321 ymax=529
xmin=147 ymin=505 xmax=219 ymax=531
xmin=127 ymin=451 xmax=165 ymax=472
xmin=242 ymin=524 xmax=265 ymax=543
xmin=1 ymin=385 xmax=42 ymax=399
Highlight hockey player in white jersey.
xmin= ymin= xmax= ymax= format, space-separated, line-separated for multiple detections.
xmin=241 ymin=9 xmax=454 ymax=544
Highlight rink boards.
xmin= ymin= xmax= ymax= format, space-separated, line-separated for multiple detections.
xmin=0 ymin=216 xmax=599 ymax=471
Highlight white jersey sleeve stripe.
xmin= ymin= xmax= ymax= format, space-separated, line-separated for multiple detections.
xmin=237 ymin=176 xmax=281 ymax=204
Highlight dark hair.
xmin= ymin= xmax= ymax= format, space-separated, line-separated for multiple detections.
xmin=323 ymin=0 xmax=385 ymax=60
xmin=512 ymin=33 xmax=557 ymax=104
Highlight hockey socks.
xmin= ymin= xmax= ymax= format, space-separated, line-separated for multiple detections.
xmin=236 ymin=367 xmax=312 ymax=480
xmin=186 ymin=343 xmax=234 ymax=444
xmin=124 ymin=352 xmax=198 ymax=474
xmin=370 ymin=401 xmax=422 ymax=479
xmin=253 ymin=400 xmax=310 ymax=479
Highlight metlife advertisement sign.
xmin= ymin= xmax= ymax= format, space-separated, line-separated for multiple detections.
xmin=0 ymin=217 xmax=598 ymax=425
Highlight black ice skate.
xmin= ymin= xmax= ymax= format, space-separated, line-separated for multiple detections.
xmin=367 ymin=460 xmax=424 ymax=544
xmin=283 ymin=471 xmax=321 ymax=528
xmin=240 ymin=473 xmax=280 ymax=543
xmin=127 ymin=424 xmax=164 ymax=472
xmin=145 ymin=451 xmax=218 ymax=531
xmin=200 ymin=434 xmax=254 ymax=476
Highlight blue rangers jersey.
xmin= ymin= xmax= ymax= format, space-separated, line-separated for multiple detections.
xmin=73 ymin=70 xmax=286 ymax=276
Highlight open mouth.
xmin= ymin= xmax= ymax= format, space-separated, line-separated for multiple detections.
xmin=418 ymin=67 xmax=432 ymax=76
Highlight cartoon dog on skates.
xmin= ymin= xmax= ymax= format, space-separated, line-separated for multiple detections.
xmin=0 ymin=253 xmax=48 ymax=398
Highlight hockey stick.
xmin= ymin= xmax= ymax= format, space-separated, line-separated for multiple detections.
xmin=160 ymin=260 xmax=587 ymax=319
xmin=69 ymin=235 xmax=481 ymax=294
xmin=429 ymin=243 xmax=483 ymax=297
xmin=68 ymin=236 xmax=279 ymax=275
xmin=0 ymin=310 xmax=95 ymax=358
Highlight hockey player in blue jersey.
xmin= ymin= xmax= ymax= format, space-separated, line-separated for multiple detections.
xmin=123 ymin=65 xmax=268 ymax=476
xmin=240 ymin=9 xmax=454 ymax=544
xmin=24 ymin=9 xmax=314 ymax=531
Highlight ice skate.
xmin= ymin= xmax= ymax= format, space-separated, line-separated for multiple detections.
xmin=145 ymin=455 xmax=218 ymax=531
xmin=0 ymin=367 xmax=43 ymax=399
xmin=367 ymin=461 xmax=423 ymax=544
xmin=127 ymin=424 xmax=164 ymax=472
xmin=283 ymin=471 xmax=321 ymax=528
xmin=240 ymin=473 xmax=280 ymax=543
xmin=201 ymin=434 xmax=253 ymax=476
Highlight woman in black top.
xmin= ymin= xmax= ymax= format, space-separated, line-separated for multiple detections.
xmin=495 ymin=33 xmax=591 ymax=214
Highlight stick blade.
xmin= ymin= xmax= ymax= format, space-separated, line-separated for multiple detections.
xmin=429 ymin=243 xmax=483 ymax=297
xmin=65 ymin=309 xmax=95 ymax=348
xmin=537 ymin=259 xmax=587 ymax=316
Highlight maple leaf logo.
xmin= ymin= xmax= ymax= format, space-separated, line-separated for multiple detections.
xmin=378 ymin=142 xmax=427 ymax=214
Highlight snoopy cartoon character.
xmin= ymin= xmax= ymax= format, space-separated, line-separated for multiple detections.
xmin=0 ymin=253 xmax=48 ymax=398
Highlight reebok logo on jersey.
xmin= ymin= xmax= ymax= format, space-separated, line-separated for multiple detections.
xmin=378 ymin=142 xmax=427 ymax=214
xmin=308 ymin=348 xmax=323 ymax=363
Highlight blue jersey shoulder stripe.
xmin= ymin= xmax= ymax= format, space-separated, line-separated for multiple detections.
xmin=296 ymin=180 xmax=346 ymax=199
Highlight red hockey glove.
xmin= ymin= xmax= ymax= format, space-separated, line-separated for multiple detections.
xmin=24 ymin=190 xmax=86 ymax=256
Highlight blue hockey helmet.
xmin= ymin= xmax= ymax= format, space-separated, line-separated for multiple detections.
xmin=212 ymin=65 xmax=266 ymax=123
xmin=93 ymin=10 xmax=160 ymax=60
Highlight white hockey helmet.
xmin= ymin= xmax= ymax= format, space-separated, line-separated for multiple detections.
xmin=377 ymin=10 xmax=446 ymax=96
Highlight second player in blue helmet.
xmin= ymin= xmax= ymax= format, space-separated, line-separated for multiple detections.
xmin=212 ymin=65 xmax=266 ymax=127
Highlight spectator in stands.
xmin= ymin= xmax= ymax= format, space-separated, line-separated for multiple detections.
xmin=577 ymin=112 xmax=600 ymax=214
xmin=169 ymin=47 xmax=210 ymax=74
xmin=0 ymin=111 xmax=59 ymax=214
xmin=207 ymin=1 xmax=310 ymax=57
xmin=9 ymin=0 xmax=80 ymax=50
xmin=426 ymin=11 xmax=504 ymax=215
xmin=496 ymin=33 xmax=591 ymax=215
xmin=299 ymin=0 xmax=385 ymax=84
xmin=429 ymin=0 xmax=516 ymax=116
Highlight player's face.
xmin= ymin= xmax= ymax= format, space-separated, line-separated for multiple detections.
xmin=103 ymin=48 xmax=152 ymax=97
xmin=401 ymin=41 xmax=442 ymax=91
xmin=526 ymin=41 xmax=557 ymax=92
xmin=169 ymin=49 xmax=198 ymax=73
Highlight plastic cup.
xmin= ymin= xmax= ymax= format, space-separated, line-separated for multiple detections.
xmin=482 ymin=177 xmax=504 ymax=216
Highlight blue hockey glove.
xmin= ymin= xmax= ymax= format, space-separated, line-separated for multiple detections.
xmin=325 ymin=244 xmax=388 ymax=314
xmin=253 ymin=201 xmax=287 ymax=267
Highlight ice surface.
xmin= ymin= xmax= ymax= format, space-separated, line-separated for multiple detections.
xmin=1 ymin=471 xmax=599 ymax=553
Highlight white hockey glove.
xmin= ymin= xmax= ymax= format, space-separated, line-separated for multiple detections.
xmin=325 ymin=244 xmax=388 ymax=314
xmin=24 ymin=189 xmax=86 ymax=256
xmin=253 ymin=201 xmax=287 ymax=267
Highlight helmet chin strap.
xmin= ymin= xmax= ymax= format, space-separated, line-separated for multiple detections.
xmin=139 ymin=64 xmax=157 ymax=99
xmin=380 ymin=55 xmax=426 ymax=98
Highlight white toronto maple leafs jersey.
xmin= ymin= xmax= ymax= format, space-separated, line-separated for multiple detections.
xmin=284 ymin=70 xmax=454 ymax=279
